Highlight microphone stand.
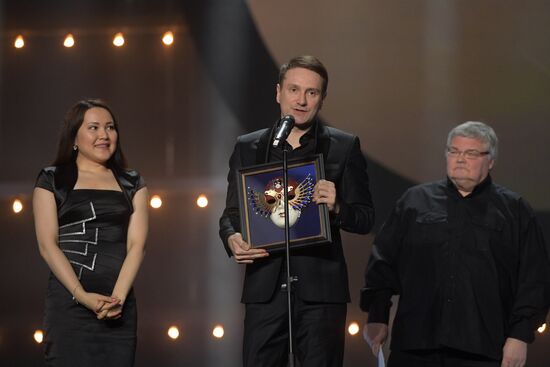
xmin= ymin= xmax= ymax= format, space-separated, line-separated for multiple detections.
xmin=282 ymin=145 xmax=296 ymax=367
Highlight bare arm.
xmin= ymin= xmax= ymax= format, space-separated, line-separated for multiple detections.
xmin=101 ymin=187 xmax=148 ymax=318
xmin=33 ymin=187 xmax=117 ymax=313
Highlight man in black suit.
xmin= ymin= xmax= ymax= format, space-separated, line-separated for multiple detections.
xmin=219 ymin=55 xmax=375 ymax=367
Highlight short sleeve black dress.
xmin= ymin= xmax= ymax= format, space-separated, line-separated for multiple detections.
xmin=35 ymin=163 xmax=145 ymax=367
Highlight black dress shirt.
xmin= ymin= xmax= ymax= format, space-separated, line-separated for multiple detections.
xmin=360 ymin=175 xmax=550 ymax=359
xmin=270 ymin=123 xmax=316 ymax=161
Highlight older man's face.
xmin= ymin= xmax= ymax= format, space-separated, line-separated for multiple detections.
xmin=446 ymin=136 xmax=494 ymax=195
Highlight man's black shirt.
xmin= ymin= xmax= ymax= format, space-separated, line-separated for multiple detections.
xmin=269 ymin=123 xmax=316 ymax=162
xmin=361 ymin=175 xmax=550 ymax=359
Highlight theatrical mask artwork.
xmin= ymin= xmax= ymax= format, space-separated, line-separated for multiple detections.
xmin=248 ymin=175 xmax=314 ymax=228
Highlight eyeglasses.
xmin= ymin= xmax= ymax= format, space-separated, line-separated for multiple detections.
xmin=446 ymin=148 xmax=490 ymax=159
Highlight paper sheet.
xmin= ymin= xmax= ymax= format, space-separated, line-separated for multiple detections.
xmin=378 ymin=348 xmax=385 ymax=367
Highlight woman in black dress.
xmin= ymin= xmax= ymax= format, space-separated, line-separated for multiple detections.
xmin=33 ymin=99 xmax=148 ymax=366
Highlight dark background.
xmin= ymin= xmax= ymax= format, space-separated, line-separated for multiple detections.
xmin=0 ymin=1 xmax=549 ymax=366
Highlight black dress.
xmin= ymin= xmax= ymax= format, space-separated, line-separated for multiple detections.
xmin=35 ymin=165 xmax=145 ymax=367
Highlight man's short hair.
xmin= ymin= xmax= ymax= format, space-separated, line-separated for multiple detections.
xmin=279 ymin=55 xmax=329 ymax=97
xmin=447 ymin=121 xmax=498 ymax=160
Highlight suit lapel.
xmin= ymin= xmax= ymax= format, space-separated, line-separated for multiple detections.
xmin=315 ymin=122 xmax=331 ymax=163
xmin=256 ymin=123 xmax=276 ymax=164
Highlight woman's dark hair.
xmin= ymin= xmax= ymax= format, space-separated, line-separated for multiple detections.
xmin=52 ymin=98 xmax=127 ymax=168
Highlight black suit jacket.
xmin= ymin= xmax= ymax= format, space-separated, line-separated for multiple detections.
xmin=219 ymin=122 xmax=374 ymax=303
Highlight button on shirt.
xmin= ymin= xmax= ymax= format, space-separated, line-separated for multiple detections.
xmin=360 ymin=176 xmax=550 ymax=360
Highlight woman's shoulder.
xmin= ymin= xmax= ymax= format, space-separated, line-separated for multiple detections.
xmin=114 ymin=167 xmax=146 ymax=192
xmin=37 ymin=165 xmax=59 ymax=176
xmin=34 ymin=166 xmax=58 ymax=191
xmin=119 ymin=167 xmax=142 ymax=178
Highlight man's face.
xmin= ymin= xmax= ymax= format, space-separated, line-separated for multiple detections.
xmin=446 ymin=136 xmax=494 ymax=194
xmin=276 ymin=67 xmax=324 ymax=127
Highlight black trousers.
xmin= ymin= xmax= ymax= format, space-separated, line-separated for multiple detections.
xmin=243 ymin=287 xmax=347 ymax=367
xmin=388 ymin=348 xmax=501 ymax=367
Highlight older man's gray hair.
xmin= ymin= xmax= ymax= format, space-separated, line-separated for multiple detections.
xmin=447 ymin=121 xmax=498 ymax=160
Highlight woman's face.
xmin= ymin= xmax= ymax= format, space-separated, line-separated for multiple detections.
xmin=74 ymin=107 xmax=118 ymax=165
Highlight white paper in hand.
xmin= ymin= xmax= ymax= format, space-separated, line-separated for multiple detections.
xmin=377 ymin=348 xmax=385 ymax=367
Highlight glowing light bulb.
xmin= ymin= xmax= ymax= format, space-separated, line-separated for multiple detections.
xmin=167 ymin=326 xmax=179 ymax=339
xmin=347 ymin=322 xmax=360 ymax=335
xmin=12 ymin=199 xmax=23 ymax=214
xmin=162 ymin=31 xmax=174 ymax=46
xmin=113 ymin=32 xmax=125 ymax=47
xmin=34 ymin=330 xmax=44 ymax=344
xmin=212 ymin=325 xmax=225 ymax=339
xmin=196 ymin=194 xmax=208 ymax=208
xmin=63 ymin=33 xmax=75 ymax=48
xmin=538 ymin=323 xmax=547 ymax=334
xmin=150 ymin=195 xmax=162 ymax=209
xmin=14 ymin=35 xmax=25 ymax=48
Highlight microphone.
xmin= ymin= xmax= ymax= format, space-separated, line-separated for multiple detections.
xmin=272 ymin=115 xmax=295 ymax=148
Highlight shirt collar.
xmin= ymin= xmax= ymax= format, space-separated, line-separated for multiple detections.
xmin=299 ymin=121 xmax=317 ymax=145
xmin=446 ymin=174 xmax=492 ymax=198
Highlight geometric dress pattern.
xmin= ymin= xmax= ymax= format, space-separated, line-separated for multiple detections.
xmin=58 ymin=202 xmax=98 ymax=281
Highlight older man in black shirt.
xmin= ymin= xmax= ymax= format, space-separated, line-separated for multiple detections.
xmin=361 ymin=121 xmax=550 ymax=367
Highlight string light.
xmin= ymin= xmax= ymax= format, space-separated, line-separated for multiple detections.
xmin=212 ymin=325 xmax=224 ymax=339
xmin=196 ymin=194 xmax=208 ymax=208
xmin=167 ymin=326 xmax=180 ymax=340
xmin=347 ymin=322 xmax=360 ymax=336
xmin=112 ymin=32 xmax=125 ymax=47
xmin=63 ymin=33 xmax=75 ymax=48
xmin=33 ymin=330 xmax=44 ymax=344
xmin=12 ymin=199 xmax=23 ymax=214
xmin=538 ymin=323 xmax=547 ymax=334
xmin=162 ymin=31 xmax=174 ymax=46
xmin=14 ymin=35 xmax=25 ymax=48
xmin=150 ymin=195 xmax=162 ymax=209
xmin=9 ymin=26 xmax=183 ymax=49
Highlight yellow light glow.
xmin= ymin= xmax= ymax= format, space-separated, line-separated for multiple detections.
xmin=167 ymin=326 xmax=180 ymax=340
xmin=150 ymin=195 xmax=162 ymax=209
xmin=196 ymin=194 xmax=208 ymax=208
xmin=12 ymin=199 xmax=23 ymax=214
xmin=347 ymin=322 xmax=360 ymax=336
xmin=33 ymin=330 xmax=44 ymax=344
xmin=212 ymin=325 xmax=224 ymax=339
xmin=14 ymin=35 xmax=25 ymax=49
xmin=63 ymin=33 xmax=75 ymax=48
xmin=162 ymin=31 xmax=174 ymax=46
xmin=538 ymin=323 xmax=547 ymax=334
xmin=113 ymin=32 xmax=125 ymax=47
